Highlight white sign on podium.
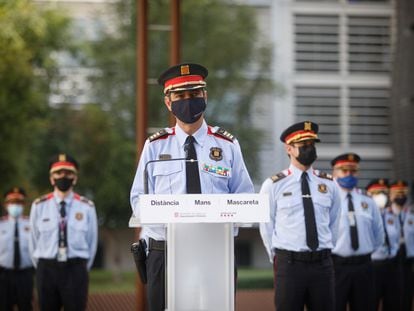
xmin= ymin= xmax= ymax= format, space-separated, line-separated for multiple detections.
xmin=131 ymin=193 xmax=269 ymax=311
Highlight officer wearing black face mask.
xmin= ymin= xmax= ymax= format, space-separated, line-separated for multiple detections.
xmin=391 ymin=180 xmax=414 ymax=311
xmin=29 ymin=153 xmax=98 ymax=311
xmin=259 ymin=121 xmax=341 ymax=311
xmin=130 ymin=63 xmax=254 ymax=311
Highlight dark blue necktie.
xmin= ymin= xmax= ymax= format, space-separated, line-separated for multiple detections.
xmin=347 ymin=193 xmax=359 ymax=250
xmin=14 ymin=220 xmax=20 ymax=270
xmin=185 ymin=136 xmax=201 ymax=194
xmin=59 ymin=201 xmax=67 ymax=248
xmin=301 ymin=172 xmax=319 ymax=251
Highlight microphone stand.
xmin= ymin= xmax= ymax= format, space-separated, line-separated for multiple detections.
xmin=143 ymin=157 xmax=197 ymax=194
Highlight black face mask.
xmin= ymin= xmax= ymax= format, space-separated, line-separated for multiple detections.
xmin=54 ymin=177 xmax=74 ymax=192
xmin=296 ymin=144 xmax=317 ymax=166
xmin=394 ymin=196 xmax=407 ymax=206
xmin=171 ymin=97 xmax=206 ymax=124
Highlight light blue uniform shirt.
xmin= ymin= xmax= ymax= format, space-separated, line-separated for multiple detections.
xmin=29 ymin=191 xmax=98 ymax=270
xmin=332 ymin=187 xmax=384 ymax=257
xmin=259 ymin=164 xmax=341 ymax=260
xmin=0 ymin=216 xmax=33 ymax=269
xmin=371 ymin=208 xmax=400 ymax=260
xmin=400 ymin=205 xmax=414 ymax=258
xmin=130 ymin=121 xmax=254 ymax=241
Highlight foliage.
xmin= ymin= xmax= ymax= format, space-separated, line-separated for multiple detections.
xmin=88 ymin=0 xmax=273 ymax=186
xmin=0 ymin=0 xmax=72 ymax=198
xmin=0 ymin=0 xmax=272 ymax=226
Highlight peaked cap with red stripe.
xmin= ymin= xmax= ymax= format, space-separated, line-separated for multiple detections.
xmin=49 ymin=153 xmax=79 ymax=174
xmin=158 ymin=63 xmax=208 ymax=94
xmin=280 ymin=121 xmax=320 ymax=144
xmin=4 ymin=187 xmax=26 ymax=203
xmin=366 ymin=178 xmax=389 ymax=194
xmin=331 ymin=153 xmax=361 ymax=168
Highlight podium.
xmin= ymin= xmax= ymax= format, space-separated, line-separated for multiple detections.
xmin=130 ymin=193 xmax=269 ymax=311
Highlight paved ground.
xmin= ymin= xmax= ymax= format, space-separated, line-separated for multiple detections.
xmin=33 ymin=290 xmax=275 ymax=310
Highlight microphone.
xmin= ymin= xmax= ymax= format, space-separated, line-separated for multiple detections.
xmin=143 ymin=156 xmax=197 ymax=194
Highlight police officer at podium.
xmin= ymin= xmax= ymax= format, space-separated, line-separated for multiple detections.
xmin=0 ymin=187 xmax=34 ymax=311
xmin=259 ymin=121 xmax=341 ymax=311
xmin=29 ymin=154 xmax=98 ymax=311
xmin=130 ymin=63 xmax=254 ymax=311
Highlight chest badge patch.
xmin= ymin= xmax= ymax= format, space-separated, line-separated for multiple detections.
xmin=361 ymin=202 xmax=369 ymax=210
xmin=210 ymin=147 xmax=223 ymax=161
xmin=318 ymin=184 xmax=327 ymax=193
xmin=203 ymin=163 xmax=230 ymax=177
xmin=387 ymin=218 xmax=394 ymax=225
xmin=409 ymin=219 xmax=414 ymax=226
xmin=75 ymin=213 xmax=84 ymax=221
xmin=24 ymin=226 xmax=30 ymax=232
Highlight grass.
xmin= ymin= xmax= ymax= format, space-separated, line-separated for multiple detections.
xmin=89 ymin=268 xmax=274 ymax=293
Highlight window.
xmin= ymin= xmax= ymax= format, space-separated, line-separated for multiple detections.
xmin=295 ymin=86 xmax=341 ymax=144
xmin=348 ymin=16 xmax=392 ymax=73
xmin=295 ymin=14 xmax=340 ymax=72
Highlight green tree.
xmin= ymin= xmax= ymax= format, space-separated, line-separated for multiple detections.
xmin=88 ymin=0 xmax=272 ymax=181
xmin=35 ymin=0 xmax=274 ymax=228
xmin=0 ymin=0 xmax=72 ymax=195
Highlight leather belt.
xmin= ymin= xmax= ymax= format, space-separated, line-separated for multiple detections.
xmin=148 ymin=238 xmax=165 ymax=251
xmin=275 ymin=249 xmax=331 ymax=262
xmin=332 ymin=254 xmax=371 ymax=265
xmin=39 ymin=258 xmax=87 ymax=266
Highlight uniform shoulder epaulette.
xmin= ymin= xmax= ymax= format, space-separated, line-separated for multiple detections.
xmin=33 ymin=193 xmax=53 ymax=204
xmin=74 ymin=193 xmax=95 ymax=207
xmin=148 ymin=128 xmax=173 ymax=142
xmin=270 ymin=170 xmax=290 ymax=183
xmin=210 ymin=126 xmax=235 ymax=142
xmin=316 ymin=171 xmax=333 ymax=181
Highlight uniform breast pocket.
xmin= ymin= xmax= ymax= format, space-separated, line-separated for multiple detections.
xmin=276 ymin=196 xmax=302 ymax=220
xmin=68 ymin=216 xmax=89 ymax=250
xmin=38 ymin=220 xmax=57 ymax=246
xmin=0 ymin=229 xmax=10 ymax=255
xmin=357 ymin=209 xmax=373 ymax=227
xmin=153 ymin=162 xmax=183 ymax=194
xmin=201 ymin=165 xmax=231 ymax=193
xmin=315 ymin=196 xmax=332 ymax=225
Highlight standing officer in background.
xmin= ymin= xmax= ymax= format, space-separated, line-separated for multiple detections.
xmin=390 ymin=180 xmax=414 ymax=311
xmin=29 ymin=154 xmax=98 ymax=311
xmin=130 ymin=63 xmax=254 ymax=311
xmin=331 ymin=153 xmax=384 ymax=311
xmin=0 ymin=187 xmax=34 ymax=311
xmin=366 ymin=179 xmax=400 ymax=311
xmin=259 ymin=121 xmax=341 ymax=311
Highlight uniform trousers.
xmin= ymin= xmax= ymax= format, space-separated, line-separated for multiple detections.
xmin=36 ymin=258 xmax=88 ymax=311
xmin=372 ymin=259 xmax=400 ymax=311
xmin=0 ymin=267 xmax=34 ymax=311
xmin=273 ymin=252 xmax=335 ymax=311
xmin=397 ymin=246 xmax=414 ymax=311
xmin=146 ymin=246 xmax=166 ymax=311
xmin=333 ymin=255 xmax=374 ymax=311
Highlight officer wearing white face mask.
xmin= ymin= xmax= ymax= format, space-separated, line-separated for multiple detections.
xmin=0 ymin=187 xmax=34 ymax=311
xmin=366 ymin=179 xmax=400 ymax=311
